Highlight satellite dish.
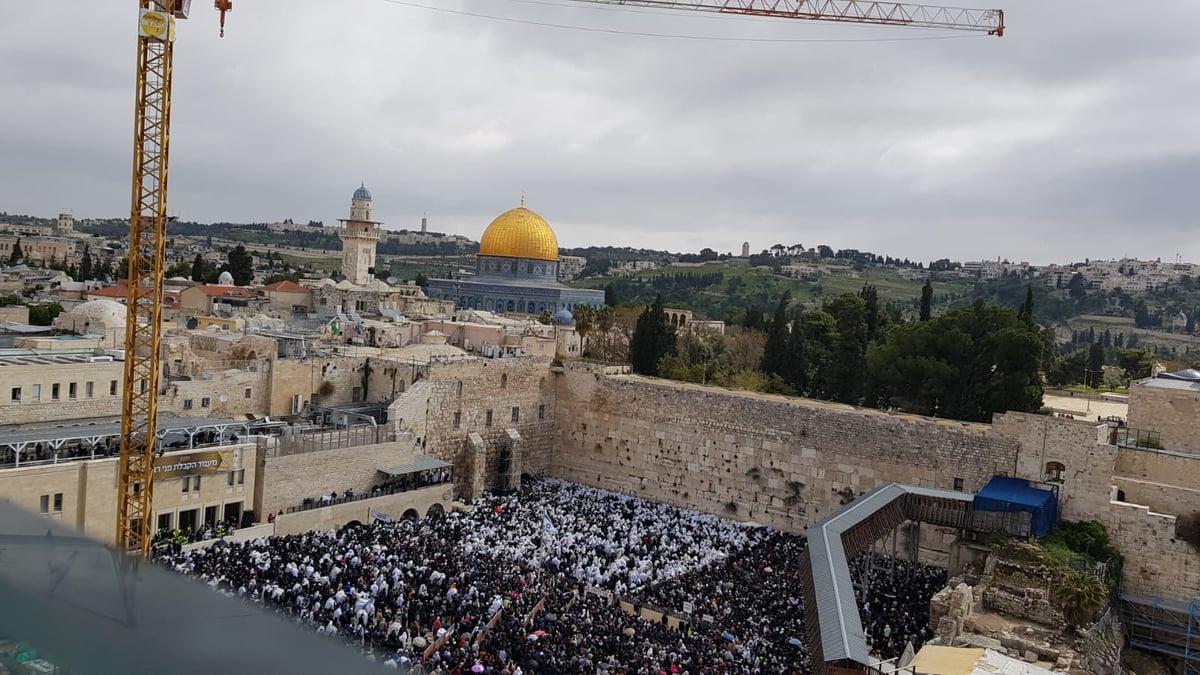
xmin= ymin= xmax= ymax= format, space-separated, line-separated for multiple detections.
xmin=219 ymin=395 xmax=228 ymax=403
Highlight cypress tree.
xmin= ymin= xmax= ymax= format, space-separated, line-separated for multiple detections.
xmin=919 ymin=280 xmax=933 ymax=322
xmin=629 ymin=295 xmax=676 ymax=376
xmin=761 ymin=292 xmax=791 ymax=377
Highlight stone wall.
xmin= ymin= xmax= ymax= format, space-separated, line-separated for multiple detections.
xmin=1103 ymin=499 xmax=1200 ymax=599
xmin=1127 ymin=382 xmax=1200 ymax=455
xmin=388 ymin=356 xmax=555 ymax=497
xmin=994 ymin=412 xmax=1117 ymax=522
xmin=1111 ymin=476 xmax=1200 ymax=519
xmin=268 ymin=355 xmax=369 ymax=416
xmin=272 ymin=484 xmax=451 ymax=536
xmin=259 ymin=440 xmax=413 ymax=518
xmin=1114 ymin=446 xmax=1200 ymax=491
xmin=160 ymin=369 xmax=271 ymax=419
xmin=0 ymin=443 xmax=255 ymax=545
xmin=551 ymin=364 xmax=1018 ymax=533
xmin=0 ymin=360 xmax=125 ymax=427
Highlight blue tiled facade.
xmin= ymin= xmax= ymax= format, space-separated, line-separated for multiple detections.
xmin=426 ymin=255 xmax=604 ymax=315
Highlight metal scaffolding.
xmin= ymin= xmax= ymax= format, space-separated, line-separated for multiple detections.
xmin=1119 ymin=593 xmax=1200 ymax=675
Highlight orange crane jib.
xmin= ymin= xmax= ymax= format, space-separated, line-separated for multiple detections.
xmin=215 ymin=0 xmax=232 ymax=37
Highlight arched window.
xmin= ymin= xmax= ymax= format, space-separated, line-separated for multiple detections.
xmin=455 ymin=381 xmax=463 ymax=398
xmin=506 ymin=300 xmax=515 ymax=312
xmin=500 ymin=374 xmax=508 ymax=389
xmin=1045 ymin=461 xmax=1065 ymax=482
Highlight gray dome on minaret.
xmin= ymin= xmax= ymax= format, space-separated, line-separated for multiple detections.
xmin=353 ymin=184 xmax=372 ymax=201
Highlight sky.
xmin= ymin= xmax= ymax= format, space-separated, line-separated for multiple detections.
xmin=2 ymin=1 xmax=1199 ymax=266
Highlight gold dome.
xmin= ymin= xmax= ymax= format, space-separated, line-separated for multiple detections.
xmin=477 ymin=205 xmax=560 ymax=262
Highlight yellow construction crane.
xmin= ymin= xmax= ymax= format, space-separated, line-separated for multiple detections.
xmin=115 ymin=0 xmax=1000 ymax=557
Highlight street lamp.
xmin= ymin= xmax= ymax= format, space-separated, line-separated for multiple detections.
xmin=1083 ymin=367 xmax=1103 ymax=414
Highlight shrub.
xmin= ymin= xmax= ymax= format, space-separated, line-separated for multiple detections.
xmin=1176 ymin=512 xmax=1200 ymax=551
xmin=1042 ymin=520 xmax=1118 ymax=562
xmin=1053 ymin=570 xmax=1108 ymax=627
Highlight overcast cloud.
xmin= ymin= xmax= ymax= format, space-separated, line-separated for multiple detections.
xmin=2 ymin=1 xmax=1199 ymax=265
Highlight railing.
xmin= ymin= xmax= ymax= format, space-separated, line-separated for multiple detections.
xmin=287 ymin=476 xmax=453 ymax=514
xmin=1111 ymin=426 xmax=1163 ymax=450
xmin=259 ymin=425 xmax=393 ymax=457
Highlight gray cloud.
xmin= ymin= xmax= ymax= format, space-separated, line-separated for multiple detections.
xmin=1 ymin=1 xmax=1198 ymax=266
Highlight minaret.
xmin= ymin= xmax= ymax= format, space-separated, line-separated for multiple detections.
xmin=338 ymin=184 xmax=382 ymax=285
xmin=421 ymin=214 xmax=427 ymax=234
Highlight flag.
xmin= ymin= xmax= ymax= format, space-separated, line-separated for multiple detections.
xmin=542 ymin=514 xmax=557 ymax=535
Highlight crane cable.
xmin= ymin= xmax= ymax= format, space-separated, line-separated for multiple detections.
xmin=378 ymin=0 xmax=988 ymax=43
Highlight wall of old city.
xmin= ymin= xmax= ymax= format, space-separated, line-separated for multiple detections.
xmin=550 ymin=364 xmax=1017 ymax=534
xmin=161 ymin=369 xmax=271 ymax=419
xmin=267 ymin=355 xmax=369 ymax=416
xmin=1126 ymin=382 xmax=1200 ymax=455
xmin=388 ymin=356 xmax=556 ymax=496
xmin=993 ymin=413 xmax=1116 ymax=522
xmin=1114 ymin=446 xmax=1200 ymax=495
xmin=257 ymin=439 xmax=413 ymax=518
xmin=1103 ymin=499 xmax=1200 ymax=599
xmin=271 ymin=484 xmax=451 ymax=536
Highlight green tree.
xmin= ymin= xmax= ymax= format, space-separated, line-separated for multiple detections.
xmin=536 ymin=310 xmax=554 ymax=325
xmin=824 ymin=294 xmax=869 ymax=404
xmin=1086 ymin=343 xmax=1105 ymax=388
xmin=191 ymin=253 xmax=205 ymax=283
xmin=224 ymin=244 xmax=254 ymax=285
xmin=1067 ymin=273 xmax=1088 ymax=300
xmin=919 ymin=280 xmax=933 ymax=322
xmin=783 ymin=316 xmax=808 ymax=393
xmin=1047 ymin=349 xmax=1089 ymax=387
xmin=800 ymin=310 xmax=838 ymax=399
xmin=1017 ymin=285 xmax=1034 ymax=325
xmin=760 ymin=292 xmax=791 ymax=378
xmin=27 ymin=302 xmax=64 ymax=326
xmin=1134 ymin=301 xmax=1151 ymax=328
xmin=414 ymin=273 xmax=428 ymax=288
xmin=865 ymin=301 xmax=1044 ymax=421
xmin=629 ymin=295 xmax=676 ymax=376
xmin=8 ymin=238 xmax=22 ymax=265
xmin=573 ymin=304 xmax=597 ymax=352
xmin=1116 ymin=348 xmax=1154 ymax=382
xmin=1052 ymin=570 xmax=1108 ymax=627
xmin=165 ymin=260 xmax=192 ymax=279
xmin=604 ymin=283 xmax=617 ymax=307
xmin=860 ymin=285 xmax=882 ymax=341
xmin=79 ymin=243 xmax=92 ymax=281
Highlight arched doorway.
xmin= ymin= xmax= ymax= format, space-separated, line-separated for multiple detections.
xmin=497 ymin=446 xmax=513 ymax=492
xmin=402 ymin=508 xmax=419 ymax=520
xmin=426 ymin=503 xmax=445 ymax=518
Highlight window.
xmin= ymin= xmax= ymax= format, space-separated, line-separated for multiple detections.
xmin=538 ymin=404 xmax=545 ymax=420
xmin=53 ymin=493 xmax=62 ymax=512
xmin=953 ymin=477 xmax=964 ymax=492
xmin=1045 ymin=461 xmax=1066 ymax=483
xmin=10 ymin=387 xmax=19 ymax=402
xmin=228 ymin=471 xmax=235 ymax=487
xmin=244 ymin=388 xmax=252 ymax=399
xmin=157 ymin=513 xmax=173 ymax=530
xmin=500 ymin=374 xmax=508 ymax=389
xmin=51 ymin=383 xmax=60 ymax=400
xmin=141 ymin=379 xmax=148 ymax=394
xmin=452 ymin=412 xmax=461 ymax=429
xmin=110 ymin=380 xmax=118 ymax=396
xmin=485 ymin=410 xmax=493 ymax=427
xmin=85 ymin=381 xmax=94 ymax=398
xmin=352 ymin=387 xmax=362 ymax=402
xmin=291 ymin=394 xmax=302 ymax=414
xmin=237 ymin=469 xmax=245 ymax=485
xmin=511 ymin=406 xmax=520 ymax=423
xmin=39 ymin=495 xmax=49 ymax=514
xmin=193 ymin=475 xmax=201 ymax=491
xmin=31 ymin=384 xmax=40 ymax=401
xmin=68 ymin=382 xmax=77 ymax=399
xmin=201 ymin=397 xmax=211 ymax=408
xmin=183 ymin=399 xmax=193 ymax=410
xmin=455 ymin=381 xmax=463 ymax=398
xmin=182 ymin=477 xmax=190 ymax=493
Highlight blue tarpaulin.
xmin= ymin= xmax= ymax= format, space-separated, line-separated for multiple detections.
xmin=973 ymin=476 xmax=1058 ymax=537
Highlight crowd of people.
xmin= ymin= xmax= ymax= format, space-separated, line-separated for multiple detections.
xmin=296 ymin=470 xmax=453 ymax=513
xmin=155 ymin=478 xmax=946 ymax=673
xmin=850 ymin=554 xmax=945 ymax=661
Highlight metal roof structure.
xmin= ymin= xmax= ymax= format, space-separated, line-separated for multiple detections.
xmin=801 ymin=483 xmax=975 ymax=674
xmin=379 ymin=455 xmax=453 ymax=476
xmin=0 ymin=418 xmax=247 ymax=461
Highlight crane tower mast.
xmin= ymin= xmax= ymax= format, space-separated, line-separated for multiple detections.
xmin=116 ymin=1 xmax=187 ymax=557
xmin=114 ymin=0 xmax=999 ymax=558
